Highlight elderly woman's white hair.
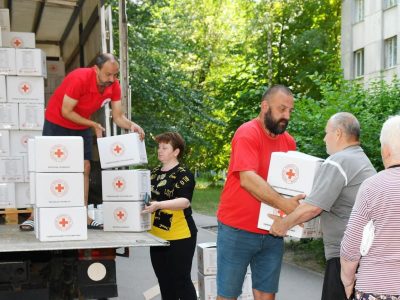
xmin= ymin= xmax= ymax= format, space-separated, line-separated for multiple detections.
xmin=380 ymin=115 xmax=400 ymax=156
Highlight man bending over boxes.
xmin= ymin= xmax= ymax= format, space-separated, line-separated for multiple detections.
xmin=19 ymin=53 xmax=145 ymax=231
xmin=269 ymin=112 xmax=376 ymax=300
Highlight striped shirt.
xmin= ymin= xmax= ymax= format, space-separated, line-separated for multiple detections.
xmin=341 ymin=167 xmax=400 ymax=295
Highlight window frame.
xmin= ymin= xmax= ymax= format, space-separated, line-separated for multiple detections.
xmin=384 ymin=36 xmax=398 ymax=69
xmin=354 ymin=49 xmax=364 ymax=78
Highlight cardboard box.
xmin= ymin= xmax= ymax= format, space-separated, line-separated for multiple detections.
xmin=0 ymin=103 xmax=19 ymax=129
xmin=197 ymin=272 xmax=252 ymax=300
xmin=0 ymin=48 xmax=16 ymax=75
xmin=267 ymin=151 xmax=324 ymax=196
xmin=103 ymin=201 xmax=151 ymax=232
xmin=0 ymin=75 xmax=6 ymax=102
xmin=28 ymin=136 xmax=84 ymax=173
xmin=16 ymin=48 xmax=46 ymax=77
xmin=0 ymin=156 xmax=24 ymax=182
xmin=102 ymin=169 xmax=150 ymax=201
xmin=36 ymin=206 xmax=87 ymax=242
xmin=197 ymin=242 xmax=217 ymax=275
xmin=0 ymin=130 xmax=10 ymax=156
xmin=6 ymin=76 xmax=44 ymax=103
xmin=97 ymin=133 xmax=147 ymax=169
xmin=257 ymin=200 xmax=322 ymax=239
xmin=0 ymin=9 xmax=10 ymax=32
xmin=0 ymin=182 xmax=16 ymax=208
xmin=18 ymin=103 xmax=44 ymax=130
xmin=15 ymin=182 xmax=31 ymax=208
xmin=45 ymin=75 xmax=63 ymax=94
xmin=1 ymin=31 xmax=35 ymax=48
xmin=46 ymin=60 xmax=65 ymax=77
xmin=10 ymin=130 xmax=41 ymax=155
xmin=31 ymin=172 xmax=84 ymax=208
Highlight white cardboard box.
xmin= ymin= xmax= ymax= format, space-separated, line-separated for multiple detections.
xmin=6 ymin=76 xmax=45 ymax=103
xmin=0 ymin=9 xmax=10 ymax=32
xmin=15 ymin=182 xmax=31 ymax=208
xmin=16 ymin=48 xmax=46 ymax=77
xmin=1 ymin=31 xmax=35 ymax=48
xmin=197 ymin=272 xmax=252 ymax=300
xmin=0 ymin=182 xmax=16 ymax=208
xmin=46 ymin=60 xmax=65 ymax=76
xmin=18 ymin=103 xmax=44 ymax=131
xmin=36 ymin=206 xmax=87 ymax=242
xmin=0 ymin=130 xmax=10 ymax=156
xmin=31 ymin=172 xmax=84 ymax=208
xmin=267 ymin=151 xmax=324 ymax=196
xmin=10 ymin=130 xmax=42 ymax=155
xmin=0 ymin=156 xmax=24 ymax=182
xmin=103 ymin=201 xmax=151 ymax=232
xmin=102 ymin=169 xmax=150 ymax=201
xmin=257 ymin=199 xmax=322 ymax=239
xmin=28 ymin=136 xmax=84 ymax=173
xmin=0 ymin=103 xmax=19 ymax=129
xmin=97 ymin=133 xmax=147 ymax=169
xmin=0 ymin=48 xmax=16 ymax=75
xmin=197 ymin=242 xmax=217 ymax=275
xmin=0 ymin=75 xmax=6 ymax=102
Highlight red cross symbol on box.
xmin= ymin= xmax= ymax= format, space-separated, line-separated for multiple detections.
xmin=50 ymin=65 xmax=57 ymax=72
xmin=115 ymin=180 xmax=124 ymax=189
xmin=13 ymin=38 xmax=22 ymax=47
xmin=55 ymin=183 xmax=64 ymax=193
xmin=59 ymin=217 xmax=69 ymax=227
xmin=54 ymin=148 xmax=64 ymax=158
xmin=113 ymin=144 xmax=122 ymax=154
xmin=286 ymin=169 xmax=296 ymax=180
xmin=20 ymin=83 xmax=30 ymax=94
xmin=116 ymin=210 xmax=125 ymax=219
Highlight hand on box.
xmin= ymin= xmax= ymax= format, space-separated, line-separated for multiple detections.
xmin=130 ymin=122 xmax=145 ymax=141
xmin=268 ymin=214 xmax=288 ymax=237
xmin=281 ymin=193 xmax=304 ymax=215
xmin=142 ymin=201 xmax=159 ymax=214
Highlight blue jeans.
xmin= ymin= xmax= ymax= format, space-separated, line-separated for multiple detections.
xmin=217 ymin=221 xmax=284 ymax=298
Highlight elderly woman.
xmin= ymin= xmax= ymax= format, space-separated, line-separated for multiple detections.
xmin=142 ymin=131 xmax=197 ymax=300
xmin=340 ymin=115 xmax=400 ymax=300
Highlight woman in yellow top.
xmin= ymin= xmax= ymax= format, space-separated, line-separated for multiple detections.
xmin=142 ymin=132 xmax=197 ymax=300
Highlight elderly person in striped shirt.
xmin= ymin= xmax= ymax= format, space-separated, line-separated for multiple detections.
xmin=341 ymin=115 xmax=400 ymax=300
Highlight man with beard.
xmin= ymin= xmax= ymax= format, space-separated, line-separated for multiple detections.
xmin=19 ymin=53 xmax=145 ymax=231
xmin=216 ymin=85 xmax=303 ymax=300
xmin=269 ymin=112 xmax=376 ymax=300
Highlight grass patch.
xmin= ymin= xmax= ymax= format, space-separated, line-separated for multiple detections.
xmin=192 ymin=186 xmax=222 ymax=216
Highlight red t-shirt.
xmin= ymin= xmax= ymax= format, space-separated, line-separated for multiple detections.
xmin=45 ymin=67 xmax=121 ymax=130
xmin=217 ymin=118 xmax=296 ymax=234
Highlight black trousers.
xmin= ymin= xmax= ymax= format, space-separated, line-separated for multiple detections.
xmin=150 ymin=235 xmax=197 ymax=300
xmin=321 ymin=257 xmax=348 ymax=300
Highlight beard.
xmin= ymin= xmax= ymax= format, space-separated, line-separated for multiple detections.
xmin=264 ymin=109 xmax=289 ymax=135
xmin=97 ymin=74 xmax=113 ymax=87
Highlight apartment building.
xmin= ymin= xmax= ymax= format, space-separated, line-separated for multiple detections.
xmin=341 ymin=0 xmax=399 ymax=82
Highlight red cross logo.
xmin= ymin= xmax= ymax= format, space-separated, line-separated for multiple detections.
xmin=114 ymin=208 xmax=127 ymax=222
xmin=282 ymin=164 xmax=299 ymax=184
xmin=55 ymin=215 xmax=72 ymax=231
xmin=113 ymin=177 xmax=125 ymax=191
xmin=20 ymin=83 xmax=30 ymax=94
xmin=50 ymin=65 xmax=58 ymax=72
xmin=278 ymin=209 xmax=286 ymax=218
xmin=111 ymin=143 xmax=124 ymax=156
xmin=50 ymin=145 xmax=68 ymax=162
xmin=114 ymin=145 xmax=122 ymax=154
xmin=55 ymin=183 xmax=64 ymax=193
xmin=12 ymin=38 xmax=22 ymax=48
xmin=286 ymin=169 xmax=296 ymax=180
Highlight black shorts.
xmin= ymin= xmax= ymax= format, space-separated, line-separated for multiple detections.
xmin=43 ymin=120 xmax=93 ymax=161
xmin=321 ymin=257 xmax=347 ymax=300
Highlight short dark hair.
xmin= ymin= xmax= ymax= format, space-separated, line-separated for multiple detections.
xmin=154 ymin=132 xmax=186 ymax=160
xmin=95 ymin=53 xmax=118 ymax=69
xmin=330 ymin=112 xmax=360 ymax=141
xmin=262 ymin=85 xmax=293 ymax=102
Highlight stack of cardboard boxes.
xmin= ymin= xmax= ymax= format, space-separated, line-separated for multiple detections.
xmin=97 ymin=133 xmax=151 ymax=232
xmin=257 ymin=151 xmax=324 ymax=238
xmin=197 ymin=242 xmax=253 ymax=300
xmin=28 ymin=136 xmax=87 ymax=242
xmin=0 ymin=8 xmax=46 ymax=210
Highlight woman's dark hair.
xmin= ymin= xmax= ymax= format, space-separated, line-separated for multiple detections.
xmin=155 ymin=132 xmax=186 ymax=160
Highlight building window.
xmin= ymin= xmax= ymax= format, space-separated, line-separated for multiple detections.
xmin=385 ymin=36 xmax=397 ymax=69
xmin=383 ymin=0 xmax=397 ymax=9
xmin=355 ymin=0 xmax=365 ymax=22
xmin=354 ymin=49 xmax=364 ymax=77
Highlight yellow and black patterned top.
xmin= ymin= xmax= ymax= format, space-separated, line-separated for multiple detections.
xmin=149 ymin=164 xmax=197 ymax=240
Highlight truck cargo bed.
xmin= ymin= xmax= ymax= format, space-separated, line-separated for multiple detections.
xmin=0 ymin=225 xmax=168 ymax=252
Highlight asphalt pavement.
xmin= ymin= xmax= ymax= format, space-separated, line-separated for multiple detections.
xmin=114 ymin=212 xmax=323 ymax=300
